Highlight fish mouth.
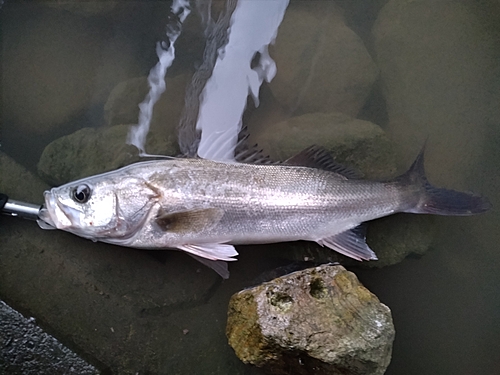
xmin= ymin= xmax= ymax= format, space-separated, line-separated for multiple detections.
xmin=37 ymin=191 xmax=58 ymax=229
xmin=39 ymin=190 xmax=83 ymax=230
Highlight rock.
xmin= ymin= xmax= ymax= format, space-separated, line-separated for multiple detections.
xmin=269 ymin=2 xmax=378 ymax=117
xmin=104 ymin=77 xmax=149 ymax=127
xmin=37 ymin=125 xmax=178 ymax=186
xmin=364 ymin=214 xmax=436 ymax=267
xmin=227 ymin=264 xmax=394 ymax=375
xmin=104 ymin=74 xmax=191 ymax=148
xmin=372 ymin=0 xmax=500 ymax=188
xmin=0 ymin=299 xmax=99 ymax=375
xmin=255 ymin=112 xmax=397 ymax=180
xmin=0 ymin=152 xmax=49 ymax=204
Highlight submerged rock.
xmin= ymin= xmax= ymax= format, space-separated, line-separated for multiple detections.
xmin=37 ymin=125 xmax=178 ymax=186
xmin=269 ymin=2 xmax=378 ymax=117
xmin=256 ymin=111 xmax=397 ymax=180
xmin=104 ymin=77 xmax=150 ymax=127
xmin=227 ymin=264 xmax=394 ymax=375
xmin=104 ymin=74 xmax=190 ymax=144
xmin=0 ymin=152 xmax=49 ymax=203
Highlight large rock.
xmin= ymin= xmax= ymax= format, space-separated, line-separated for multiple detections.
xmin=255 ymin=112 xmax=397 ymax=180
xmin=37 ymin=125 xmax=178 ymax=186
xmin=372 ymin=0 xmax=500 ymax=188
xmin=0 ymin=300 xmax=99 ymax=375
xmin=0 ymin=152 xmax=49 ymax=204
xmin=104 ymin=77 xmax=150 ymax=127
xmin=227 ymin=264 xmax=394 ymax=375
xmin=269 ymin=2 xmax=378 ymax=117
xmin=104 ymin=74 xmax=190 ymax=145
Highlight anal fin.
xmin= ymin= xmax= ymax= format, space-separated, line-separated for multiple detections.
xmin=316 ymin=225 xmax=377 ymax=261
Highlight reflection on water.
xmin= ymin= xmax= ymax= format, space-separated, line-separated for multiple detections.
xmin=1 ymin=1 xmax=499 ymax=374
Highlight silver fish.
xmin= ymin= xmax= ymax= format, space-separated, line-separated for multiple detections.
xmin=38 ymin=146 xmax=490 ymax=278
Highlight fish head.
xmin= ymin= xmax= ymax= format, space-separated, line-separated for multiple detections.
xmin=38 ymin=172 xmax=154 ymax=240
xmin=39 ymin=177 xmax=119 ymax=237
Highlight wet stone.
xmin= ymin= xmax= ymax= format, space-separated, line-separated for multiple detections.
xmin=268 ymin=1 xmax=378 ymax=117
xmin=0 ymin=151 xmax=49 ymax=204
xmin=226 ymin=264 xmax=395 ymax=375
xmin=37 ymin=125 xmax=178 ymax=186
xmin=0 ymin=299 xmax=99 ymax=375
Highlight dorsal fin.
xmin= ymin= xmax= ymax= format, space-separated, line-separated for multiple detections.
xmin=233 ymin=126 xmax=275 ymax=165
xmin=285 ymin=145 xmax=362 ymax=179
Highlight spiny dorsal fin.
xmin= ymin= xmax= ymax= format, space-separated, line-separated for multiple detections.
xmin=233 ymin=126 xmax=275 ymax=164
xmin=285 ymin=145 xmax=362 ymax=179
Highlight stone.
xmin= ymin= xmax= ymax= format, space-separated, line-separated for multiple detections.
xmin=104 ymin=77 xmax=150 ymax=127
xmin=0 ymin=152 xmax=49 ymax=204
xmin=372 ymin=0 xmax=500 ymax=188
xmin=269 ymin=1 xmax=378 ymax=117
xmin=255 ymin=111 xmax=397 ymax=180
xmin=0 ymin=300 xmax=99 ymax=375
xmin=37 ymin=125 xmax=178 ymax=186
xmin=227 ymin=264 xmax=394 ymax=375
xmin=104 ymin=74 xmax=191 ymax=147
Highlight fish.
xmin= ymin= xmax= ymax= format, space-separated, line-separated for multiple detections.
xmin=38 ymin=146 xmax=490 ymax=278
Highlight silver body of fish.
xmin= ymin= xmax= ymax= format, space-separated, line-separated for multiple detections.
xmin=38 ymin=147 xmax=490 ymax=278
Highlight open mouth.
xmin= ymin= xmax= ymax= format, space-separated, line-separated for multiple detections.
xmin=39 ymin=191 xmax=80 ymax=230
xmin=37 ymin=192 xmax=57 ymax=229
xmin=37 ymin=205 xmax=56 ymax=229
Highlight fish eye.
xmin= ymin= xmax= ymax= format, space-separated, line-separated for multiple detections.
xmin=72 ymin=184 xmax=92 ymax=203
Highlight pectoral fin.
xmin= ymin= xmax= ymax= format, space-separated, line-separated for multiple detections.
xmin=316 ymin=226 xmax=377 ymax=261
xmin=155 ymin=207 xmax=224 ymax=234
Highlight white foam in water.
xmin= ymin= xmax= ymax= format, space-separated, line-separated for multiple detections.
xmin=196 ymin=0 xmax=289 ymax=161
xmin=127 ymin=0 xmax=191 ymax=155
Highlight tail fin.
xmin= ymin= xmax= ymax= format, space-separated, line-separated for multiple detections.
xmin=400 ymin=146 xmax=491 ymax=216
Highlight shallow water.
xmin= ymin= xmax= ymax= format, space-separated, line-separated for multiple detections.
xmin=1 ymin=1 xmax=499 ymax=374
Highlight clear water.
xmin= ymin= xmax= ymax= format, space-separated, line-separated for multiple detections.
xmin=1 ymin=1 xmax=499 ymax=374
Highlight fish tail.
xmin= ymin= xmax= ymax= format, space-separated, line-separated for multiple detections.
xmin=399 ymin=145 xmax=491 ymax=216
